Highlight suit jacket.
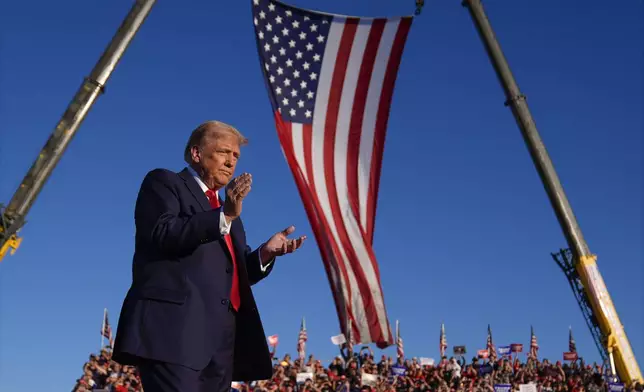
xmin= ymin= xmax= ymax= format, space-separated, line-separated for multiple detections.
xmin=113 ymin=168 xmax=273 ymax=381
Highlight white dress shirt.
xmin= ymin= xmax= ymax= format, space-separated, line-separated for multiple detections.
xmin=187 ymin=167 xmax=273 ymax=271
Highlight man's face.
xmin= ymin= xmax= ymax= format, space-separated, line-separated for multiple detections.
xmin=192 ymin=130 xmax=240 ymax=189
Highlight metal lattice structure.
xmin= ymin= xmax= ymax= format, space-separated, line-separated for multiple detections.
xmin=552 ymin=248 xmax=608 ymax=365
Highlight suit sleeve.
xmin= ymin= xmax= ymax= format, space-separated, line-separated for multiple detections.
xmin=135 ymin=169 xmax=223 ymax=257
xmin=245 ymin=246 xmax=274 ymax=286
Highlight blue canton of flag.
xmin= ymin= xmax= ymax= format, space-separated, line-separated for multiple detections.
xmin=253 ymin=0 xmax=331 ymax=123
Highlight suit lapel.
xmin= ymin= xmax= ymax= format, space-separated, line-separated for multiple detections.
xmin=179 ymin=168 xmax=247 ymax=275
xmin=178 ymin=168 xmax=211 ymax=212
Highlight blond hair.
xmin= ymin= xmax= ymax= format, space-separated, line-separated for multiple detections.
xmin=184 ymin=120 xmax=248 ymax=164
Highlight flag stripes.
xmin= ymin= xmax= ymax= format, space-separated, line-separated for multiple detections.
xmin=257 ymin=0 xmax=413 ymax=347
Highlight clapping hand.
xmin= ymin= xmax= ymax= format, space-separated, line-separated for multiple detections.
xmin=260 ymin=226 xmax=306 ymax=261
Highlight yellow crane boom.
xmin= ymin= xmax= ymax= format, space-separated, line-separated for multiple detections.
xmin=463 ymin=0 xmax=642 ymax=386
xmin=0 ymin=0 xmax=156 ymax=262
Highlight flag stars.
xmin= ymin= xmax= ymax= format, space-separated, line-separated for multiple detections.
xmin=317 ymin=35 xmax=325 ymax=43
xmin=279 ymin=47 xmax=286 ymax=56
xmin=305 ymin=110 xmax=312 ymax=118
xmin=282 ymin=98 xmax=289 ymax=106
xmin=300 ymin=81 xmax=307 ymax=89
xmin=310 ymin=24 xmax=318 ymax=32
xmin=303 ymin=16 xmax=310 ymax=21
xmin=282 ymin=27 xmax=289 ymax=36
xmin=254 ymin=18 xmax=258 ymax=26
xmin=293 ymin=70 xmax=300 ymax=79
xmin=268 ymin=2 xmax=276 ymax=11
xmin=297 ymin=100 xmax=305 ymax=108
xmin=307 ymin=91 xmax=314 ymax=99
xmin=284 ymin=78 xmax=291 ymax=87
xmin=272 ymin=35 xmax=279 ymax=44
xmin=258 ymin=31 xmax=265 ymax=39
xmin=264 ymin=63 xmax=270 ymax=70
xmin=289 ymin=108 xmax=296 ymax=116
xmin=306 ymin=43 xmax=314 ymax=51
xmin=289 ymin=40 xmax=296 ymax=48
xmin=292 ymin=20 xmax=300 ymax=29
xmin=253 ymin=0 xmax=259 ymax=5
xmin=269 ymin=75 xmax=276 ymax=83
xmin=299 ymin=32 xmax=307 ymax=40
xmin=259 ymin=11 xmax=266 ymax=19
xmin=291 ymin=89 xmax=298 ymax=97
xmin=264 ymin=43 xmax=271 ymax=51
xmin=277 ymin=67 xmax=284 ymax=75
xmin=270 ymin=55 xmax=277 ymax=64
xmin=285 ymin=10 xmax=292 ymax=17
xmin=313 ymin=54 xmax=321 ymax=62
xmin=310 ymin=72 xmax=317 ymax=80
xmin=275 ymin=16 xmax=283 ymax=24
xmin=295 ymin=51 xmax=303 ymax=59
xmin=266 ymin=23 xmax=273 ymax=31
xmin=286 ymin=58 xmax=293 ymax=67
xmin=303 ymin=62 xmax=310 ymax=70
xmin=275 ymin=87 xmax=282 ymax=95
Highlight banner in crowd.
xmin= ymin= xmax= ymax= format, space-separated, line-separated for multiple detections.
xmin=520 ymin=384 xmax=538 ymax=392
xmin=494 ymin=384 xmax=512 ymax=392
xmin=331 ymin=334 xmax=346 ymax=346
xmin=478 ymin=349 xmax=489 ymax=359
xmin=296 ymin=373 xmax=314 ymax=384
xmin=362 ymin=373 xmax=378 ymax=386
xmin=251 ymin=0 xmax=414 ymax=347
xmin=391 ymin=365 xmax=406 ymax=376
xmin=511 ymin=343 xmax=523 ymax=353
xmin=563 ymin=352 xmax=578 ymax=361
xmin=608 ymin=383 xmax=625 ymax=392
xmin=420 ymin=357 xmax=435 ymax=366
xmin=498 ymin=346 xmax=511 ymax=357
xmin=454 ymin=346 xmax=467 ymax=355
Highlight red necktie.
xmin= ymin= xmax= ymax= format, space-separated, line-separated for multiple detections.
xmin=205 ymin=190 xmax=240 ymax=311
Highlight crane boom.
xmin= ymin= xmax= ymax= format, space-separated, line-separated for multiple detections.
xmin=0 ymin=0 xmax=156 ymax=262
xmin=462 ymin=0 xmax=642 ymax=386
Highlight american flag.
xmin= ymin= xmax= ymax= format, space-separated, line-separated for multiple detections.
xmin=101 ymin=309 xmax=113 ymax=348
xmin=252 ymin=0 xmax=413 ymax=347
xmin=569 ymin=326 xmax=576 ymax=353
xmin=529 ymin=326 xmax=539 ymax=359
xmin=396 ymin=320 xmax=404 ymax=359
xmin=440 ymin=323 xmax=447 ymax=358
xmin=487 ymin=324 xmax=497 ymax=362
xmin=297 ymin=317 xmax=307 ymax=362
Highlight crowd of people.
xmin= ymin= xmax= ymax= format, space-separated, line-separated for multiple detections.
xmin=73 ymin=346 xmax=643 ymax=392
xmin=73 ymin=349 xmax=142 ymax=392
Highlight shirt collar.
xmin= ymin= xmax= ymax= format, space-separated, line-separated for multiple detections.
xmin=186 ymin=166 xmax=213 ymax=195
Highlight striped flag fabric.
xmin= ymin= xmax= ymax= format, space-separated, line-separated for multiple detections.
xmin=569 ymin=326 xmax=576 ymax=353
xmin=529 ymin=326 xmax=539 ymax=359
xmin=297 ymin=317 xmax=307 ymax=362
xmin=101 ymin=309 xmax=113 ymax=349
xmin=396 ymin=320 xmax=404 ymax=359
xmin=487 ymin=324 xmax=497 ymax=362
xmin=440 ymin=323 xmax=447 ymax=358
xmin=251 ymin=0 xmax=413 ymax=347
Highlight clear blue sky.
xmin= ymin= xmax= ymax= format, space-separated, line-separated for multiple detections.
xmin=0 ymin=0 xmax=641 ymax=390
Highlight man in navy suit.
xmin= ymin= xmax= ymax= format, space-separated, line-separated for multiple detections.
xmin=113 ymin=120 xmax=306 ymax=391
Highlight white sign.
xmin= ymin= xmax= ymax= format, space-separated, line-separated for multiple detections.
xmin=362 ymin=373 xmax=378 ymax=386
xmin=520 ymin=384 xmax=538 ymax=392
xmin=420 ymin=357 xmax=435 ymax=366
xmin=331 ymin=334 xmax=347 ymax=345
xmin=296 ymin=372 xmax=315 ymax=384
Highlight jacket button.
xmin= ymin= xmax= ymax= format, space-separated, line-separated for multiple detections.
xmin=221 ymin=299 xmax=228 ymax=305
